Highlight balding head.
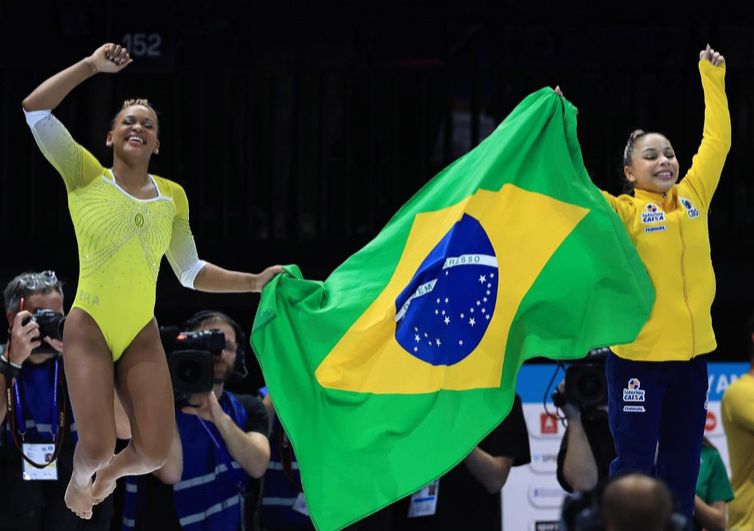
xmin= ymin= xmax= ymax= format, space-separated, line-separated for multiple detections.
xmin=602 ymin=474 xmax=672 ymax=531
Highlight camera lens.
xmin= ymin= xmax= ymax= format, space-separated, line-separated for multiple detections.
xmin=566 ymin=364 xmax=607 ymax=407
xmin=40 ymin=314 xmax=65 ymax=340
xmin=578 ymin=373 xmax=601 ymax=397
xmin=177 ymin=361 xmax=202 ymax=385
xmin=168 ymin=349 xmax=214 ymax=395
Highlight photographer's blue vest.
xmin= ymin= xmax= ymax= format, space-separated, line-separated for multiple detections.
xmin=3 ymin=357 xmax=76 ymax=445
xmin=122 ymin=391 xmax=250 ymax=531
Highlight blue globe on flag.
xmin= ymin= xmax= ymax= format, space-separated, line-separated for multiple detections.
xmin=394 ymin=214 xmax=499 ymax=366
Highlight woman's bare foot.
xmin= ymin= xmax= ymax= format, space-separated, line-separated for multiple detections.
xmin=64 ymin=475 xmax=94 ymax=519
xmin=91 ymin=465 xmax=118 ymax=505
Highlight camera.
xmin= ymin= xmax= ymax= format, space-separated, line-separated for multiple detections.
xmin=21 ymin=309 xmax=66 ymax=354
xmin=552 ymin=348 xmax=608 ymax=415
xmin=160 ymin=326 xmax=226 ymax=405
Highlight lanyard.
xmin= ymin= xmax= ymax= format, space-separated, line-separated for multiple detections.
xmin=197 ymin=417 xmax=221 ymax=449
xmin=12 ymin=357 xmax=60 ymax=441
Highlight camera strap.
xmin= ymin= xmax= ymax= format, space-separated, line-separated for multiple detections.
xmin=6 ymin=356 xmax=67 ymax=469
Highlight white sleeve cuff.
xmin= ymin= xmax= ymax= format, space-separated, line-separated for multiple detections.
xmin=24 ymin=109 xmax=52 ymax=127
xmin=180 ymin=260 xmax=208 ymax=289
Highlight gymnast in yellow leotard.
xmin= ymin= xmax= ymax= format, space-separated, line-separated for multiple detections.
xmin=22 ymin=43 xmax=282 ymax=520
xmin=27 ymin=109 xmax=204 ymax=362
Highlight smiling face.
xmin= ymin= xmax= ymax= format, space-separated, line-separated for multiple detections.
xmin=624 ymin=133 xmax=680 ymax=195
xmin=106 ymin=103 xmax=160 ymax=163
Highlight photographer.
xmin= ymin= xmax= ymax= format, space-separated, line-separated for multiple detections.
xmin=555 ymin=349 xmax=615 ymax=493
xmin=0 ymin=271 xmax=114 ymax=530
xmin=122 ymin=310 xmax=270 ymax=530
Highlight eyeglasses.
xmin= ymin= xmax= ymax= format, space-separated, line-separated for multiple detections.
xmin=17 ymin=271 xmax=59 ymax=291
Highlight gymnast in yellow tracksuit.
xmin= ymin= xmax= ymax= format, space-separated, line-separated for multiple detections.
xmin=598 ymin=46 xmax=730 ymax=523
xmin=21 ymin=43 xmax=282 ymax=520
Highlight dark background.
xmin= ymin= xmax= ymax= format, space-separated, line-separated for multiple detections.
xmin=2 ymin=0 xmax=754 ymax=388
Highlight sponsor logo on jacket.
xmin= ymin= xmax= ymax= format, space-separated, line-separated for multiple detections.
xmin=641 ymin=203 xmax=666 ymax=224
xmin=680 ymin=197 xmax=700 ymax=219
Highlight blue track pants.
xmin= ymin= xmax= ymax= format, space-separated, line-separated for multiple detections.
xmin=606 ymin=352 xmax=708 ymax=522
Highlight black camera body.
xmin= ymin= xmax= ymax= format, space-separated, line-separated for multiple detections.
xmin=21 ymin=309 xmax=66 ymax=354
xmin=160 ymin=327 xmax=226 ymax=405
xmin=553 ymin=349 xmax=608 ymax=416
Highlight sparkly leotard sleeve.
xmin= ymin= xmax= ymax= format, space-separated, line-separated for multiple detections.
xmin=26 ymin=110 xmax=206 ymax=361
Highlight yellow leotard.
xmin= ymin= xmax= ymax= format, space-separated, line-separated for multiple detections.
xmin=25 ymin=110 xmax=206 ymax=361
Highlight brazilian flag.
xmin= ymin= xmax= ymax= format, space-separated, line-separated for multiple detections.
xmin=251 ymin=88 xmax=653 ymax=530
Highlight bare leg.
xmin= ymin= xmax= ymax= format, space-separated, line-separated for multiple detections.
xmin=62 ymin=308 xmax=117 ymax=519
xmin=90 ymin=318 xmax=175 ymax=503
